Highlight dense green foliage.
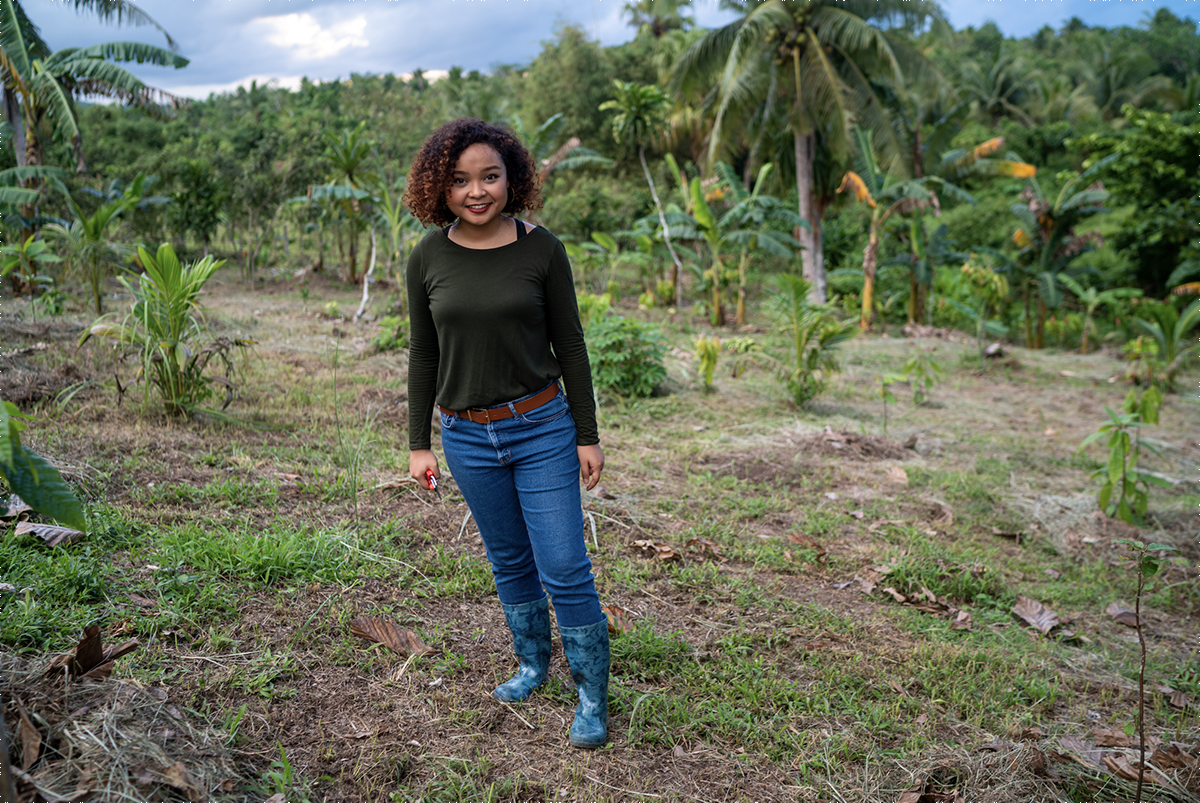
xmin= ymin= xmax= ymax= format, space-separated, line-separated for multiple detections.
xmin=4 ymin=4 xmax=1199 ymax=367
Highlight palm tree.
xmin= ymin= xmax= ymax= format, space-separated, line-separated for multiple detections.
xmin=622 ymin=0 xmax=694 ymax=38
xmin=317 ymin=122 xmax=377 ymax=283
xmin=958 ymin=47 xmax=1035 ymax=125
xmin=1010 ymin=155 xmax=1116 ymax=348
xmin=0 ymin=0 xmax=187 ymax=172
xmin=509 ymin=112 xmax=614 ymax=183
xmin=671 ymin=0 xmax=943 ymax=303
xmin=600 ymin=79 xmax=686 ymax=307
xmin=1056 ymin=273 xmax=1142 ymax=354
xmin=46 ymin=174 xmax=144 ymax=313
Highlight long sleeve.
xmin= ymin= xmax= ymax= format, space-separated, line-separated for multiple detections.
xmin=406 ymin=240 xmax=439 ymax=451
xmin=544 ymin=241 xmax=599 ymax=446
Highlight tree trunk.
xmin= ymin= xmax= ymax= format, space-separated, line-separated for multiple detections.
xmin=860 ymin=226 xmax=879 ymax=331
xmin=282 ymin=223 xmax=289 ymax=257
xmin=348 ymin=227 xmax=359 ymax=284
xmin=736 ymin=251 xmax=749 ymax=326
xmin=1023 ymin=283 xmax=1033 ymax=347
xmin=4 ymin=88 xmax=25 ymax=169
xmin=638 ymin=146 xmax=683 ymax=308
xmin=1036 ymin=298 xmax=1047 ymax=349
xmin=795 ymin=132 xmax=822 ymax=301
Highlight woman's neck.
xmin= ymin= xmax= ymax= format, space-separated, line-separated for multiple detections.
xmin=450 ymin=215 xmax=515 ymax=249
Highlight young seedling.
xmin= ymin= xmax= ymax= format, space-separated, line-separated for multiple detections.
xmin=1077 ymin=387 xmax=1168 ymax=523
xmin=1111 ymin=538 xmax=1180 ymax=803
xmin=879 ymin=373 xmax=904 ymax=435
xmin=695 ymin=335 xmax=722 ymax=391
xmin=901 ymin=350 xmax=942 ymax=404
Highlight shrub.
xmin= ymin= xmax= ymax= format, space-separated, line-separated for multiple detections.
xmin=79 ymin=243 xmax=255 ymax=418
xmin=763 ymin=274 xmax=856 ymax=405
xmin=371 ymin=315 xmax=410 ymax=352
xmin=585 ymin=315 xmax=666 ymax=397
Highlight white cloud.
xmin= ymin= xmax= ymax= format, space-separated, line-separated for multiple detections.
xmin=167 ymin=74 xmax=305 ymax=100
xmin=251 ymin=13 xmax=369 ymax=61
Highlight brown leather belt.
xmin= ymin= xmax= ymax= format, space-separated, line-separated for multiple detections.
xmin=438 ymin=382 xmax=560 ymax=424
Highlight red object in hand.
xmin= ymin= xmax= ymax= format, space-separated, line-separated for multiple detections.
xmin=425 ymin=469 xmax=441 ymax=499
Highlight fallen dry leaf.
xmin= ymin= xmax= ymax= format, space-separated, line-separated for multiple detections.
xmin=264 ymin=794 xmax=287 ymax=803
xmin=45 ymin=625 xmax=139 ymax=679
xmin=1090 ymin=727 xmax=1134 ymax=747
xmin=1044 ymin=427 xmax=1057 ymax=437
xmin=15 ymin=520 xmax=85 ymax=547
xmin=896 ymin=787 xmax=924 ymax=803
xmin=1149 ymin=744 xmax=1197 ymax=770
xmin=1012 ymin=596 xmax=1059 ymax=636
xmin=928 ymin=502 xmax=953 ymax=525
xmin=349 ymin=617 xmax=432 ymax=656
xmin=882 ymin=587 xmax=907 ymax=603
xmin=603 ymin=604 xmax=633 ymax=635
xmin=15 ymin=698 xmax=40 ymax=770
xmin=990 ymin=527 xmax=1023 ymax=542
xmin=1058 ymin=736 xmax=1104 ymax=768
xmin=1105 ymin=601 xmax=1140 ymax=628
xmin=686 ymin=537 xmax=723 ymax=561
xmin=1045 ymin=568 xmax=1062 ymax=580
xmin=160 ymin=762 xmax=206 ymax=803
xmin=1169 ymin=690 xmax=1191 ymax=709
xmin=127 ymin=593 xmax=157 ymax=609
xmin=632 ymin=539 xmax=681 ymax=561
xmin=856 ymin=575 xmax=877 ymax=595
xmin=1102 ymin=755 xmax=1170 ymax=785
xmin=949 ymin=610 xmax=973 ymax=630
xmin=868 ymin=519 xmax=908 ymax=532
xmin=591 ymin=486 xmax=617 ymax=501
xmin=848 ymin=509 xmax=865 ymax=519
xmin=885 ymin=466 xmax=909 ymax=485
xmin=786 ymin=532 xmax=826 ymax=560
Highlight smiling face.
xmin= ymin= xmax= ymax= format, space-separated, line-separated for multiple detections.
xmin=446 ymin=142 xmax=508 ymax=231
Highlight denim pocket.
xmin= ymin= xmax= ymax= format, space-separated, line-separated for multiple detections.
xmin=439 ymin=411 xmax=457 ymax=430
xmin=518 ymin=393 xmax=569 ymax=425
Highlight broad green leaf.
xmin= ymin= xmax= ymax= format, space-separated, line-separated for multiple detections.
xmin=1140 ymin=557 xmax=1158 ymax=577
xmin=1134 ymin=492 xmax=1148 ymax=517
xmin=1107 ymin=448 xmax=1123 ymax=485
xmin=1098 ymin=481 xmax=1113 ymax=510
xmin=1116 ymin=497 xmax=1134 ymax=524
xmin=1140 ymin=386 xmax=1161 ymax=425
xmin=1146 ymin=543 xmax=1177 ymax=552
xmin=5 ymin=445 xmax=86 ymax=531
xmin=590 ymin=232 xmax=617 ymax=254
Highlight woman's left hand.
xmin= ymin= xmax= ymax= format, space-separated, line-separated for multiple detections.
xmin=577 ymin=444 xmax=605 ymax=491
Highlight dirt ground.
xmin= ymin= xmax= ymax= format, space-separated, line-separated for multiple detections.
xmin=2 ymin=271 xmax=1198 ymax=803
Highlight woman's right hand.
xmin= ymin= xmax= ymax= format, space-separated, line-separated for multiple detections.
xmin=409 ymin=449 xmax=440 ymax=490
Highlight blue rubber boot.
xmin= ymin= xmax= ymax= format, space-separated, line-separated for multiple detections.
xmin=492 ymin=597 xmax=552 ymax=703
xmin=558 ymin=618 xmax=610 ymax=749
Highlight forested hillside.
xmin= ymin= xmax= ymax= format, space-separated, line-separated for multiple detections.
xmin=11 ymin=4 xmax=1199 ymax=343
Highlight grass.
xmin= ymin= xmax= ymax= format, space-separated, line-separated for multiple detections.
xmin=1 ymin=274 xmax=1198 ymax=802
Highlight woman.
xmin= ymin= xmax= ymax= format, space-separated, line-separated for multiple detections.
xmin=403 ymin=118 xmax=609 ymax=749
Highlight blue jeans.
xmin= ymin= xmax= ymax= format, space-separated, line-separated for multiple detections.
xmin=439 ymin=384 xmax=603 ymax=629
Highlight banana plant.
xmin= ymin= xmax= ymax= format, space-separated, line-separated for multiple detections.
xmin=714 ymin=162 xmax=806 ymax=325
xmin=688 ymin=169 xmax=802 ymax=326
xmin=1011 ymin=153 xmax=1118 ymax=348
xmin=1128 ymin=298 xmax=1200 ymax=390
xmin=840 ymin=126 xmax=1034 ymax=329
xmin=1056 ymin=273 xmax=1143 ymax=354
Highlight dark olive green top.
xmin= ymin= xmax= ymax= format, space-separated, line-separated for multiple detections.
xmin=406 ymin=226 xmax=598 ymax=450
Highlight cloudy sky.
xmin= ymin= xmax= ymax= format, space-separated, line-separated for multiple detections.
xmin=25 ymin=0 xmax=1200 ymax=100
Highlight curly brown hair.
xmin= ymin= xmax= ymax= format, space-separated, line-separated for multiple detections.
xmin=404 ymin=118 xmax=543 ymax=227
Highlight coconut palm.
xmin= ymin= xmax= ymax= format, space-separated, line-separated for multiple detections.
xmin=622 ymin=0 xmax=694 ymax=38
xmin=600 ymin=80 xmax=686 ymax=306
xmin=509 ymin=113 xmax=614 ymax=182
xmin=1056 ymin=273 xmax=1142 ymax=354
xmin=1 ymin=1 xmax=187 ymax=174
xmin=671 ymin=0 xmax=944 ymax=303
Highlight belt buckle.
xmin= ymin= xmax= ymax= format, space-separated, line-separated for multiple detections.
xmin=467 ymin=407 xmax=490 ymax=423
